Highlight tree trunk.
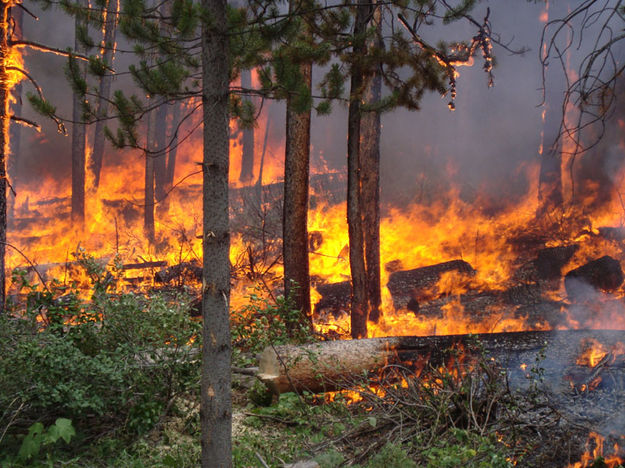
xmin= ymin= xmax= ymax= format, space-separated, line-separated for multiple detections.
xmin=144 ymin=110 xmax=155 ymax=244
xmin=283 ymin=11 xmax=312 ymax=327
xmin=360 ymin=11 xmax=382 ymax=323
xmin=537 ymin=2 xmax=564 ymax=219
xmin=239 ymin=68 xmax=255 ymax=183
xmin=347 ymin=0 xmax=371 ymax=339
xmin=0 ymin=2 xmax=12 ymax=312
xmin=200 ymin=0 xmax=232 ymax=463
xmin=7 ymin=4 xmax=21 ymax=222
xmin=154 ymin=101 xmax=168 ymax=204
xmin=165 ymin=101 xmax=180 ymax=188
xmin=71 ymin=1 xmax=87 ymax=227
xmin=89 ymin=0 xmax=118 ymax=190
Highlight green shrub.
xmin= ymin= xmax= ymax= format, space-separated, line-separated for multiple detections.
xmin=0 ymin=256 xmax=201 ymax=456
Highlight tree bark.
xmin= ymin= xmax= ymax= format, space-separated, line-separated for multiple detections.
xmin=7 ymin=4 xmax=21 ymax=222
xmin=239 ymin=68 xmax=255 ymax=183
xmin=201 ymin=0 xmax=232 ymax=463
xmin=360 ymin=13 xmax=382 ymax=323
xmin=347 ymin=0 xmax=371 ymax=338
xmin=154 ymin=101 xmax=168 ymax=204
xmin=89 ymin=0 xmax=118 ymax=190
xmin=537 ymin=2 xmax=565 ymax=218
xmin=283 ymin=15 xmax=312 ymax=328
xmin=71 ymin=0 xmax=87 ymax=227
xmin=144 ymin=109 xmax=155 ymax=244
xmin=0 ymin=2 xmax=12 ymax=312
xmin=165 ymin=101 xmax=180 ymax=188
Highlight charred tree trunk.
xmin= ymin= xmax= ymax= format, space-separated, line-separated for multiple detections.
xmin=239 ymin=68 xmax=255 ymax=183
xmin=360 ymin=11 xmax=382 ymax=323
xmin=71 ymin=1 xmax=87 ymax=227
xmin=154 ymin=101 xmax=168 ymax=204
xmin=537 ymin=2 xmax=565 ymax=218
xmin=200 ymin=0 xmax=232 ymax=463
xmin=347 ymin=0 xmax=372 ymax=339
xmin=89 ymin=0 xmax=118 ymax=190
xmin=144 ymin=110 xmax=155 ymax=244
xmin=0 ymin=2 xmax=12 ymax=311
xmin=7 ymin=4 xmax=21 ymax=221
xmin=165 ymin=101 xmax=180 ymax=189
xmin=283 ymin=3 xmax=312 ymax=328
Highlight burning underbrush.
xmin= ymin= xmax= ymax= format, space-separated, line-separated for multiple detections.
xmin=239 ymin=336 xmax=625 ymax=467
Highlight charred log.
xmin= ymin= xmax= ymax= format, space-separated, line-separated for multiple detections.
xmin=154 ymin=261 xmax=202 ymax=284
xmin=314 ymin=281 xmax=350 ymax=318
xmin=122 ymin=260 xmax=167 ymax=270
xmin=257 ymin=329 xmax=625 ymax=395
xmin=386 ymin=260 xmax=475 ymax=310
xmin=564 ymin=256 xmax=623 ymax=300
xmin=534 ymin=244 xmax=579 ymax=280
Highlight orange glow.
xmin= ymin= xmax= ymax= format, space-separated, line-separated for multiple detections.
xmin=568 ymin=433 xmax=623 ymax=468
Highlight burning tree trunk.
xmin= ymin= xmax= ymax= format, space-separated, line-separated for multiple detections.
xmin=154 ymin=101 xmax=168 ymax=204
xmin=90 ymin=0 xmax=118 ymax=190
xmin=7 ymin=4 xmax=21 ymax=221
xmin=537 ymin=2 xmax=567 ymax=218
xmin=200 ymin=0 xmax=232 ymax=462
xmin=165 ymin=101 xmax=180 ymax=189
xmin=71 ymin=1 xmax=87 ymax=227
xmin=239 ymin=68 xmax=254 ymax=183
xmin=0 ymin=1 xmax=12 ymax=311
xmin=347 ymin=0 xmax=372 ymax=338
xmin=283 ymin=2 xmax=312 ymax=327
xmin=360 ymin=8 xmax=383 ymax=323
xmin=144 ymin=109 xmax=155 ymax=244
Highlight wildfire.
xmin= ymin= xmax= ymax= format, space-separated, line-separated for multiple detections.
xmin=568 ymin=432 xmax=624 ymax=468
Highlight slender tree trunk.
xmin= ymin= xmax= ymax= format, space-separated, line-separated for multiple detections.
xmin=201 ymin=0 xmax=231 ymax=463
xmin=7 ymin=4 xmax=21 ymax=223
xmin=154 ymin=101 xmax=168 ymax=203
xmin=144 ymin=110 xmax=155 ymax=244
xmin=0 ymin=2 xmax=12 ymax=312
xmin=71 ymin=1 xmax=87 ymax=227
xmin=283 ymin=9 xmax=312 ymax=327
xmin=165 ymin=101 xmax=180 ymax=188
xmin=537 ymin=1 xmax=564 ymax=219
xmin=348 ymin=0 xmax=371 ymax=339
xmin=239 ymin=68 xmax=255 ymax=183
xmin=90 ymin=0 xmax=118 ymax=190
xmin=361 ymin=59 xmax=382 ymax=323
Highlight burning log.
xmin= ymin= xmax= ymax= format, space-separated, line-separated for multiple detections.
xmin=386 ymin=259 xmax=475 ymax=311
xmin=534 ymin=244 xmax=579 ymax=280
xmin=257 ymin=330 xmax=625 ymax=395
xmin=154 ymin=261 xmax=202 ymax=284
xmin=122 ymin=260 xmax=167 ymax=270
xmin=314 ymin=281 xmax=350 ymax=317
xmin=564 ymin=256 xmax=624 ymax=300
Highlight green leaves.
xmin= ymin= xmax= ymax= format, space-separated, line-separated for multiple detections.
xmin=15 ymin=419 xmax=76 ymax=462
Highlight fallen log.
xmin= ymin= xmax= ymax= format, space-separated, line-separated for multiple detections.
xmin=314 ymin=281 xmax=350 ymax=317
xmin=122 ymin=260 xmax=167 ymax=270
xmin=534 ymin=245 xmax=579 ymax=280
xmin=154 ymin=261 xmax=202 ymax=283
xmin=257 ymin=329 xmax=625 ymax=395
xmin=386 ymin=259 xmax=475 ymax=310
xmin=565 ymin=256 xmax=624 ymax=300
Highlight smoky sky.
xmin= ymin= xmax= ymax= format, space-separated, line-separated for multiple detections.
xmin=12 ymin=0 xmax=624 ymax=212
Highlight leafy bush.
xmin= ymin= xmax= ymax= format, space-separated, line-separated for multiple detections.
xmin=231 ymin=286 xmax=315 ymax=358
xmin=0 ymin=255 xmax=201 ymax=456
